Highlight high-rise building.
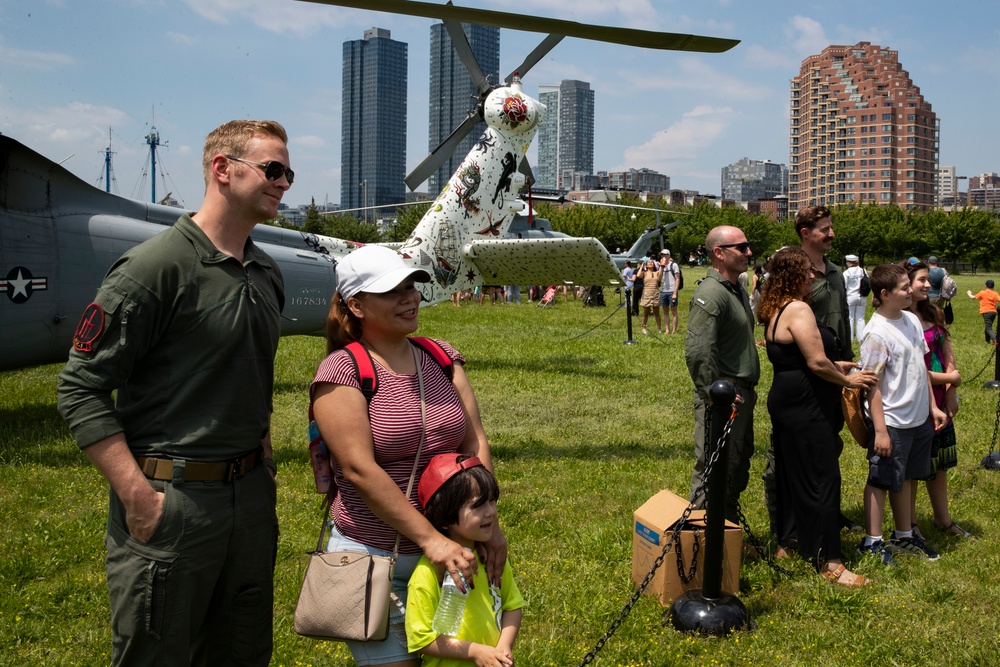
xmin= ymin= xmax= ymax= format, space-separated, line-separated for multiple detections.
xmin=721 ymin=158 xmax=787 ymax=202
xmin=427 ymin=23 xmax=499 ymax=194
xmin=936 ymin=165 xmax=960 ymax=206
xmin=788 ymin=42 xmax=938 ymax=211
xmin=536 ymin=80 xmax=595 ymax=191
xmin=341 ymin=28 xmax=408 ymax=213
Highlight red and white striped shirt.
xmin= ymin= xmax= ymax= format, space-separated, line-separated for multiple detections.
xmin=310 ymin=340 xmax=467 ymax=553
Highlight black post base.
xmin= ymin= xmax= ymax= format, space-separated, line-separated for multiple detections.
xmin=982 ymin=452 xmax=1000 ymax=470
xmin=983 ymin=380 xmax=1000 ymax=389
xmin=666 ymin=590 xmax=750 ymax=636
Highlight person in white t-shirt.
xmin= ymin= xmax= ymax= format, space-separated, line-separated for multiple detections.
xmin=857 ymin=263 xmax=948 ymax=566
xmin=843 ymin=254 xmax=868 ymax=341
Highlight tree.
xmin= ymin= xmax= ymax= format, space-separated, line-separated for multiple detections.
xmin=302 ymin=198 xmax=324 ymax=234
xmin=387 ymin=203 xmax=430 ymax=242
xmin=325 ymin=215 xmax=382 ymax=243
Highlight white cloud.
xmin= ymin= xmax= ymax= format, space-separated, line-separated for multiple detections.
xmin=183 ymin=0 xmax=348 ymax=37
xmin=786 ymin=16 xmax=827 ymax=57
xmin=0 ymin=42 xmax=74 ymax=70
xmin=620 ymin=105 xmax=734 ymax=172
xmin=166 ymin=31 xmax=194 ymax=44
xmin=292 ymin=134 xmax=327 ymax=148
xmin=621 ymin=57 xmax=770 ymax=101
xmin=742 ymin=44 xmax=798 ymax=71
xmin=15 ymin=102 xmax=131 ymax=145
xmin=487 ymin=0 xmax=658 ymax=28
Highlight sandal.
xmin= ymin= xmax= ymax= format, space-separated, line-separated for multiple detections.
xmin=821 ymin=563 xmax=869 ymax=588
xmin=935 ymin=521 xmax=974 ymax=539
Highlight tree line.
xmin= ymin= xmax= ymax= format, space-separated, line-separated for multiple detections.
xmin=268 ymin=197 xmax=1000 ymax=272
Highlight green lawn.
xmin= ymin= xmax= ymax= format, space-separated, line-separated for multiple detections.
xmin=3 ymin=274 xmax=1000 ymax=666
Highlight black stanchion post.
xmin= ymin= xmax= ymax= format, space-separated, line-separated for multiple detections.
xmin=667 ymin=379 xmax=750 ymax=636
xmin=984 ymin=346 xmax=1000 ymax=389
xmin=624 ymin=288 xmax=636 ymax=345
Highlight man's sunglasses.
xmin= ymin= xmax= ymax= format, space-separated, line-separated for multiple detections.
xmin=717 ymin=242 xmax=751 ymax=254
xmin=226 ymin=155 xmax=294 ymax=185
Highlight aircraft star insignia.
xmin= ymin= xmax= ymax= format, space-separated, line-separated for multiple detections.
xmin=2 ymin=267 xmax=48 ymax=304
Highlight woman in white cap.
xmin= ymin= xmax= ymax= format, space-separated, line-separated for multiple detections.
xmin=309 ymin=245 xmax=505 ymax=666
xmin=842 ymin=254 xmax=867 ymax=341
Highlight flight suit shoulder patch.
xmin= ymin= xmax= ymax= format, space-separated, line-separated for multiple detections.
xmin=73 ymin=303 xmax=105 ymax=353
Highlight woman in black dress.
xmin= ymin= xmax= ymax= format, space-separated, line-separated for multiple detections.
xmin=757 ymin=248 xmax=877 ymax=587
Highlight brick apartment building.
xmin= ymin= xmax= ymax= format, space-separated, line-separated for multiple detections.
xmin=789 ymin=42 xmax=938 ymax=211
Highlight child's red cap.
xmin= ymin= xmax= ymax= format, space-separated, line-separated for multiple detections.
xmin=418 ymin=453 xmax=484 ymax=509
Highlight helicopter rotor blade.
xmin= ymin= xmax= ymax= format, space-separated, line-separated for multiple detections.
xmin=505 ymin=34 xmax=564 ymax=84
xmin=294 ymin=0 xmax=739 ymax=53
xmin=443 ymin=16 xmax=491 ymax=95
xmin=405 ymin=113 xmax=482 ymax=190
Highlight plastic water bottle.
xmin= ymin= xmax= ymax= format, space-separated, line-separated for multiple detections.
xmin=432 ymin=574 xmax=468 ymax=636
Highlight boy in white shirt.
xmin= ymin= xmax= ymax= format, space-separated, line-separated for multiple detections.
xmin=857 ymin=264 xmax=948 ymax=564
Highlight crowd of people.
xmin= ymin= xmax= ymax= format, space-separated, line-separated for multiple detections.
xmin=53 ymin=117 xmax=992 ymax=664
xmin=685 ymin=205 xmax=986 ymax=590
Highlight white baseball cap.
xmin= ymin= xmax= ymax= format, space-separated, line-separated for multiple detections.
xmin=845 ymin=254 xmax=859 ymax=262
xmin=660 ymin=249 xmax=671 ymax=255
xmin=336 ymin=245 xmax=431 ymax=300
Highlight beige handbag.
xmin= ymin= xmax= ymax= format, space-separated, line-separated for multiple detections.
xmin=293 ymin=511 xmax=395 ymax=641
xmin=841 ymin=385 xmax=871 ymax=448
xmin=294 ymin=345 xmax=429 ymax=642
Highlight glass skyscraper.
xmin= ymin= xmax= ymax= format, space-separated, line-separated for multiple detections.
xmin=426 ymin=23 xmax=499 ymax=195
xmin=341 ymin=28 xmax=408 ymax=212
xmin=536 ymin=80 xmax=594 ymax=192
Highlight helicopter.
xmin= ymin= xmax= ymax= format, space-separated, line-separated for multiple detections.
xmin=0 ymin=1 xmax=737 ymax=372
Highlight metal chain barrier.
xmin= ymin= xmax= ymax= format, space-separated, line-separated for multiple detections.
xmin=962 ymin=344 xmax=996 ymax=384
xmin=562 ymin=301 xmax=626 ymax=342
xmin=731 ymin=499 xmax=794 ymax=577
xmin=576 ymin=402 xmax=736 ymax=667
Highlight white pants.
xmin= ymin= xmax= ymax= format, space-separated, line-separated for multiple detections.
xmin=848 ymin=296 xmax=867 ymax=341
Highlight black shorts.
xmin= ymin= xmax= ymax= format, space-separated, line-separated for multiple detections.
xmin=867 ymin=418 xmax=933 ymax=493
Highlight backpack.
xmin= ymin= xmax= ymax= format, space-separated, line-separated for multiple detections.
xmin=941 ymin=274 xmax=958 ymax=300
xmin=308 ymin=337 xmax=454 ymax=493
xmin=675 ymin=263 xmax=684 ymax=291
xmin=858 ymin=270 xmax=870 ymax=297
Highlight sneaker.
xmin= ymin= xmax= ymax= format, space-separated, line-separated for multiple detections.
xmin=856 ymin=539 xmax=898 ymax=566
xmin=887 ymin=535 xmax=940 ymax=561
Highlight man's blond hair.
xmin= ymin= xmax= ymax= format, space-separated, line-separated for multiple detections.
xmin=202 ymin=120 xmax=288 ymax=185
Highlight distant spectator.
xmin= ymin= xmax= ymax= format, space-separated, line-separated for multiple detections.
xmin=637 ymin=258 xmax=662 ymax=335
xmin=926 ymin=256 xmax=949 ymax=309
xmin=843 ymin=254 xmax=868 ymax=341
xmin=659 ymin=250 xmax=680 ymax=335
xmin=967 ymin=279 xmax=1000 ymax=344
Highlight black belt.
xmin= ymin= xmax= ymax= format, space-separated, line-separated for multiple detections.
xmin=136 ymin=448 xmax=263 ymax=482
xmin=720 ymin=376 xmax=756 ymax=390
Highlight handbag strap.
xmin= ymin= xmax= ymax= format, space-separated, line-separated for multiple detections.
xmin=314 ymin=344 xmax=429 ymax=561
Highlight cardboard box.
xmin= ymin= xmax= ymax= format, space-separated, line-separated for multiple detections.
xmin=631 ymin=489 xmax=742 ymax=606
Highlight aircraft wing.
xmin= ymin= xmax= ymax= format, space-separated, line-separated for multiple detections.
xmin=464 ymin=237 xmax=622 ymax=286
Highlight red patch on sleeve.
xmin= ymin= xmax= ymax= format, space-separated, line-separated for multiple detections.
xmin=73 ymin=303 xmax=105 ymax=353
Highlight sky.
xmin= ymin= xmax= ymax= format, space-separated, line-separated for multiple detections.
xmin=2 ymin=0 xmax=998 ymax=212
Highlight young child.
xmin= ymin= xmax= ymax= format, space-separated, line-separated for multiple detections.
xmin=857 ymin=264 xmax=948 ymax=565
xmin=407 ymin=454 xmax=523 ymax=667
xmin=966 ymin=279 xmax=999 ymax=344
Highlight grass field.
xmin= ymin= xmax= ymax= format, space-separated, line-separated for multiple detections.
xmin=3 ymin=273 xmax=1000 ymax=666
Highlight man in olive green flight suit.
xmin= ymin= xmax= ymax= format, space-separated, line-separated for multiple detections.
xmin=58 ymin=120 xmax=291 ymax=666
xmin=685 ymin=225 xmax=760 ymax=523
